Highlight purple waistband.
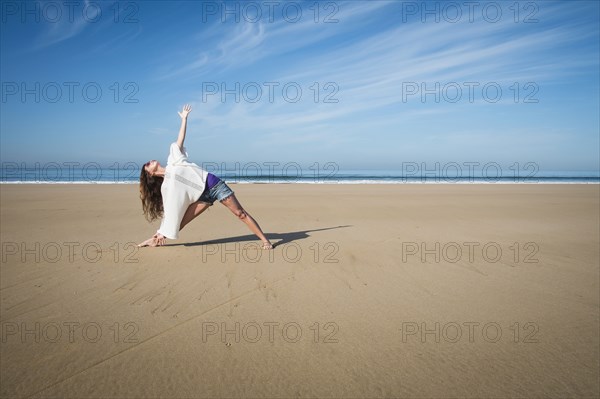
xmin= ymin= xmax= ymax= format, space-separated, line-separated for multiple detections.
xmin=206 ymin=173 xmax=221 ymax=189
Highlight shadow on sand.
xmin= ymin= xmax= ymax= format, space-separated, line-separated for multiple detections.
xmin=163 ymin=225 xmax=352 ymax=248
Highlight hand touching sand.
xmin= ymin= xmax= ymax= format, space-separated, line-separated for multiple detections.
xmin=137 ymin=233 xmax=166 ymax=247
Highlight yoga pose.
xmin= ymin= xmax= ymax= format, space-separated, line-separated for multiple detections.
xmin=138 ymin=104 xmax=274 ymax=249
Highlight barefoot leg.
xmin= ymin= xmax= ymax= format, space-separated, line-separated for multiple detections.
xmin=220 ymin=194 xmax=273 ymax=249
xmin=180 ymin=201 xmax=212 ymax=231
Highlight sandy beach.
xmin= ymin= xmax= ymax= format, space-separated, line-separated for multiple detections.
xmin=0 ymin=183 xmax=598 ymax=398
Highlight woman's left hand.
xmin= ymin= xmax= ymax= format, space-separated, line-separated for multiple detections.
xmin=178 ymin=104 xmax=192 ymax=119
xmin=138 ymin=233 xmax=166 ymax=247
xmin=153 ymin=233 xmax=166 ymax=246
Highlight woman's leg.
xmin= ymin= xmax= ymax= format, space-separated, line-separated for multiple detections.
xmin=220 ymin=194 xmax=273 ymax=249
xmin=179 ymin=201 xmax=212 ymax=231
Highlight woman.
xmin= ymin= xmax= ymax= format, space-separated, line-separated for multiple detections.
xmin=138 ymin=104 xmax=274 ymax=250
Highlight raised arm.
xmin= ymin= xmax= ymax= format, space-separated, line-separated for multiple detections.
xmin=176 ymin=104 xmax=192 ymax=150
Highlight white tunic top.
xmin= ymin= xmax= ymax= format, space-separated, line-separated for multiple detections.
xmin=156 ymin=142 xmax=209 ymax=239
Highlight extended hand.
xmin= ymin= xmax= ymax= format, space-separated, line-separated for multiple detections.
xmin=178 ymin=104 xmax=192 ymax=119
xmin=137 ymin=233 xmax=166 ymax=247
xmin=153 ymin=233 xmax=166 ymax=246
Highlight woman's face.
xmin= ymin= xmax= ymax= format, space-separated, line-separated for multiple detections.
xmin=144 ymin=160 xmax=160 ymax=176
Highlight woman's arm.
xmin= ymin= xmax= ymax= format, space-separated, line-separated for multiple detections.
xmin=176 ymin=104 xmax=192 ymax=150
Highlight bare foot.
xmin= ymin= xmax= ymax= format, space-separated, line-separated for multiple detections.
xmin=262 ymin=241 xmax=274 ymax=250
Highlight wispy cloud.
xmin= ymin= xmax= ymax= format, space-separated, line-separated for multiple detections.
xmin=166 ymin=0 xmax=597 ymax=150
xmin=30 ymin=0 xmax=118 ymax=51
xmin=154 ymin=1 xmax=391 ymax=81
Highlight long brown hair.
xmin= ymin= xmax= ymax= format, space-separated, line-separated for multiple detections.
xmin=139 ymin=166 xmax=164 ymax=222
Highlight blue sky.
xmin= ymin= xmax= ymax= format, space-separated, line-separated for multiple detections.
xmin=1 ymin=0 xmax=599 ymax=171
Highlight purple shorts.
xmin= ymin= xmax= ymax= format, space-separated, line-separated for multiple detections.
xmin=197 ymin=180 xmax=234 ymax=205
xmin=207 ymin=173 xmax=220 ymax=189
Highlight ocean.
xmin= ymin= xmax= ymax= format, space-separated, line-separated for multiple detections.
xmin=0 ymin=163 xmax=598 ymax=184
